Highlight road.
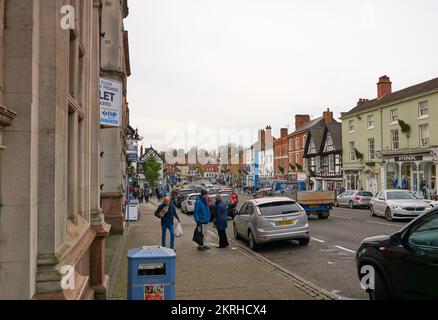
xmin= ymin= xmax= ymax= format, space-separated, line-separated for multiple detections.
xmin=231 ymin=194 xmax=408 ymax=299
xmin=178 ymin=187 xmax=409 ymax=299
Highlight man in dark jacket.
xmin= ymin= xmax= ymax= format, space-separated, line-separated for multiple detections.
xmin=194 ymin=189 xmax=211 ymax=251
xmin=214 ymin=194 xmax=229 ymax=248
xmin=154 ymin=197 xmax=180 ymax=250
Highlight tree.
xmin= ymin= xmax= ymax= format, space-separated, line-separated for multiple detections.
xmin=144 ymin=156 xmax=162 ymax=188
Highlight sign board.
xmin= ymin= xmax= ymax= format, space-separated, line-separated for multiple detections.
xmin=126 ymin=142 xmax=138 ymax=162
xmin=127 ymin=153 xmax=138 ymax=162
xmin=100 ymin=78 xmax=122 ymax=127
xmin=395 ymin=155 xmax=424 ymax=162
xmin=144 ymin=284 xmax=164 ymax=300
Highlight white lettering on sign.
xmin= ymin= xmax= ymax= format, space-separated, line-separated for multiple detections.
xmin=60 ymin=5 xmax=75 ymax=30
xmin=100 ymin=78 xmax=122 ymax=127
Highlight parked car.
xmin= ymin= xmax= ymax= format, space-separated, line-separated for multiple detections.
xmin=253 ymin=188 xmax=273 ymax=199
xmin=356 ymin=208 xmax=438 ymax=300
xmin=335 ymin=190 xmax=374 ymax=209
xmin=370 ymin=190 xmax=433 ymax=221
xmin=181 ymin=193 xmax=201 ymax=214
xmin=233 ymin=197 xmax=310 ymax=251
xmin=175 ymin=189 xmax=195 ymax=208
xmin=208 ymin=194 xmax=238 ymax=221
xmin=219 ymin=188 xmax=238 ymax=205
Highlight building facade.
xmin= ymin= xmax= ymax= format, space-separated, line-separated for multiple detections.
xmin=304 ymin=113 xmax=343 ymax=191
xmin=341 ymin=75 xmax=438 ymax=197
xmin=274 ymin=128 xmax=289 ymax=176
xmin=288 ymin=115 xmax=325 ymax=182
xmin=99 ymin=0 xmax=130 ymax=234
xmin=0 ymin=0 xmax=109 ymax=299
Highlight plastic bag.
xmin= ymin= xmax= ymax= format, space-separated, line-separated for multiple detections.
xmin=175 ymin=223 xmax=183 ymax=238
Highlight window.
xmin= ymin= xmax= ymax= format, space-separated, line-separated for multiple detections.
xmin=368 ymin=138 xmax=375 ymax=160
xmin=296 ymin=137 xmax=300 ymax=150
xmin=367 ymin=115 xmax=375 ymax=129
xmin=349 ymin=142 xmax=356 ymax=161
xmin=390 ymin=129 xmax=399 ymax=150
xmin=289 ymin=139 xmax=293 ymax=150
xmin=335 ymin=154 xmax=341 ymax=173
xmin=309 ymin=139 xmax=316 ymax=154
xmin=418 ymin=101 xmax=429 ymax=118
xmin=325 ymin=133 xmax=334 ymax=152
xmin=408 ymin=213 xmax=438 ymax=248
xmin=419 ymin=124 xmax=429 ymax=147
xmin=296 ymin=153 xmax=300 ymax=165
xmin=348 ymin=120 xmax=354 ymax=133
xmin=390 ymin=108 xmax=398 ymax=123
xmin=328 ymin=154 xmax=335 ymax=172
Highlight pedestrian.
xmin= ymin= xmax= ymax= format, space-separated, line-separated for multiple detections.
xmin=214 ymin=194 xmax=229 ymax=248
xmin=144 ymin=188 xmax=150 ymax=203
xmin=139 ymin=188 xmax=144 ymax=203
xmin=193 ymin=189 xmax=211 ymax=251
xmin=154 ymin=196 xmax=180 ymax=251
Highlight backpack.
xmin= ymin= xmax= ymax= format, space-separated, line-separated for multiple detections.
xmin=154 ymin=205 xmax=168 ymax=219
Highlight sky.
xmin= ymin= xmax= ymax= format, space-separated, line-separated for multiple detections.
xmin=124 ymin=0 xmax=438 ymax=152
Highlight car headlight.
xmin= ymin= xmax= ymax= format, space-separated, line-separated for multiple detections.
xmin=391 ymin=205 xmax=404 ymax=210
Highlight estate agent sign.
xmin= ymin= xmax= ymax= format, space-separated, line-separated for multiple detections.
xmin=100 ymin=78 xmax=122 ymax=127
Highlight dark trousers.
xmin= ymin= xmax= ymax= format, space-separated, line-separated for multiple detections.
xmin=217 ymin=228 xmax=229 ymax=248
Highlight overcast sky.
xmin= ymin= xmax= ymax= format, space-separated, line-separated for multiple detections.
xmin=125 ymin=0 xmax=438 ymax=152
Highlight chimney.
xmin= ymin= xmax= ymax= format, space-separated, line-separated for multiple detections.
xmin=295 ymin=114 xmax=311 ymax=130
xmin=280 ymin=128 xmax=288 ymax=138
xmin=323 ymin=108 xmax=333 ymax=124
xmin=377 ymin=75 xmax=392 ymax=98
xmin=357 ymin=98 xmax=370 ymax=106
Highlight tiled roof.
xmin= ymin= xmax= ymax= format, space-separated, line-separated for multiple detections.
xmin=341 ymin=77 xmax=438 ymax=118
xmin=289 ymin=116 xmax=325 ymax=137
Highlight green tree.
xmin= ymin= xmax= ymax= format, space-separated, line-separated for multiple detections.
xmin=144 ymin=157 xmax=162 ymax=188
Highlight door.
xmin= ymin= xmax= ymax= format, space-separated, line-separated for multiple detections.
xmin=244 ymin=203 xmax=256 ymax=239
xmin=235 ymin=203 xmax=248 ymax=235
xmin=373 ymin=191 xmax=386 ymax=215
xmin=388 ymin=211 xmax=438 ymax=299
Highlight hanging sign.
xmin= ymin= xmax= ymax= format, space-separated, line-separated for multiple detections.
xmin=100 ymin=78 xmax=122 ymax=127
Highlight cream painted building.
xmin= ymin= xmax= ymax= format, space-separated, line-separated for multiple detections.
xmin=0 ymin=0 xmax=110 ymax=299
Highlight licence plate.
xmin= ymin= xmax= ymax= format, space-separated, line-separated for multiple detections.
xmin=308 ymin=205 xmax=320 ymax=209
xmin=276 ymin=220 xmax=295 ymax=227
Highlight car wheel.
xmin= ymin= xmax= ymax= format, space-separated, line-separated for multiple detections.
xmin=349 ymin=201 xmax=355 ymax=209
xmin=298 ymin=238 xmax=310 ymax=246
xmin=248 ymin=230 xmax=258 ymax=251
xmin=385 ymin=207 xmax=393 ymax=221
xmin=233 ymin=223 xmax=241 ymax=240
xmin=317 ymin=212 xmax=329 ymax=219
xmin=368 ymin=270 xmax=391 ymax=300
xmin=370 ymin=205 xmax=376 ymax=217
xmin=334 ymin=200 xmax=339 ymax=207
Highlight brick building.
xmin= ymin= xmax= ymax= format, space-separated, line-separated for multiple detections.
xmin=274 ymin=128 xmax=289 ymax=176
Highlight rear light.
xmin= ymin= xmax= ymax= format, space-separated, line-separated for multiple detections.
xmin=354 ymin=197 xmax=360 ymax=201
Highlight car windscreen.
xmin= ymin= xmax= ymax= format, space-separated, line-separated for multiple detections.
xmin=257 ymin=201 xmax=302 ymax=216
xmin=179 ymin=190 xmax=194 ymax=195
xmin=188 ymin=195 xmax=198 ymax=200
xmin=358 ymin=192 xmax=373 ymax=197
xmin=387 ymin=191 xmax=417 ymax=200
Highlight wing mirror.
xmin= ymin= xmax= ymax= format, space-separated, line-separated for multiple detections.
xmin=389 ymin=232 xmax=402 ymax=246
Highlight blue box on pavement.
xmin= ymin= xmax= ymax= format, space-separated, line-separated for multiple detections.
xmin=127 ymin=246 xmax=176 ymax=300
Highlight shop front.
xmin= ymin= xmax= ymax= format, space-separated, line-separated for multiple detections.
xmin=381 ymin=151 xmax=438 ymax=199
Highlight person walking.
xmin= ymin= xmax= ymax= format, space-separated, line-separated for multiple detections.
xmin=194 ymin=189 xmax=211 ymax=251
xmin=214 ymin=194 xmax=229 ymax=248
xmin=144 ymin=188 xmax=150 ymax=203
xmin=139 ymin=188 xmax=144 ymax=203
xmin=154 ymin=197 xmax=180 ymax=251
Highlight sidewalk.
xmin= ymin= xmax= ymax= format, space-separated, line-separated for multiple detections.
xmin=106 ymin=200 xmax=334 ymax=300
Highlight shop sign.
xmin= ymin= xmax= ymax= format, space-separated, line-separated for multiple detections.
xmin=395 ymin=155 xmax=424 ymax=162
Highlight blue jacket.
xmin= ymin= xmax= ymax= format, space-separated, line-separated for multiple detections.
xmin=214 ymin=200 xmax=228 ymax=231
xmin=155 ymin=202 xmax=179 ymax=226
xmin=194 ymin=196 xmax=211 ymax=224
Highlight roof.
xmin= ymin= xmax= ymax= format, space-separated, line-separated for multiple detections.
xmin=341 ymin=77 xmax=438 ymax=118
xmin=326 ymin=122 xmax=342 ymax=151
xmin=140 ymin=147 xmax=164 ymax=162
xmin=252 ymin=197 xmax=296 ymax=205
xmin=289 ymin=116 xmax=325 ymax=137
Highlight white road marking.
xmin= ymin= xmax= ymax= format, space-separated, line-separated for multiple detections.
xmin=367 ymin=220 xmax=401 ymax=228
xmin=311 ymin=237 xmax=325 ymax=243
xmin=331 ymin=215 xmax=352 ymax=220
xmin=335 ymin=245 xmax=356 ymax=254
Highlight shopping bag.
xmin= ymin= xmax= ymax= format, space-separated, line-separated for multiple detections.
xmin=192 ymin=224 xmax=203 ymax=246
xmin=175 ymin=223 xmax=184 ymax=238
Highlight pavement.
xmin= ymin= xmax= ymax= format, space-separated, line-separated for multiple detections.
xmin=105 ymin=198 xmax=336 ymax=300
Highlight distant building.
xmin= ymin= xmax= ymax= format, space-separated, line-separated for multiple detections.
xmin=138 ymin=146 xmax=165 ymax=186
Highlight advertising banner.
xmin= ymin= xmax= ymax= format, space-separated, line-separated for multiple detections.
xmin=100 ymin=78 xmax=122 ymax=127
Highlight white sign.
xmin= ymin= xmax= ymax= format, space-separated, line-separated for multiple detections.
xmin=100 ymin=78 xmax=122 ymax=127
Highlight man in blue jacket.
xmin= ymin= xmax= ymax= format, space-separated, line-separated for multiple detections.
xmin=154 ymin=197 xmax=180 ymax=250
xmin=194 ymin=189 xmax=211 ymax=251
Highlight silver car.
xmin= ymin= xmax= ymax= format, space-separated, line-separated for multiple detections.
xmin=370 ymin=190 xmax=433 ymax=221
xmin=233 ymin=197 xmax=310 ymax=251
xmin=335 ymin=190 xmax=374 ymax=209
xmin=181 ymin=193 xmax=200 ymax=214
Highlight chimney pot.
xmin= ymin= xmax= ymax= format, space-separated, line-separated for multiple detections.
xmin=377 ymin=75 xmax=392 ymax=98
xmin=295 ymin=114 xmax=311 ymax=130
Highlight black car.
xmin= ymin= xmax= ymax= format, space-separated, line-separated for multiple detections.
xmin=175 ymin=189 xmax=195 ymax=208
xmin=208 ymin=194 xmax=237 ymax=221
xmin=356 ymin=208 xmax=438 ymax=300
